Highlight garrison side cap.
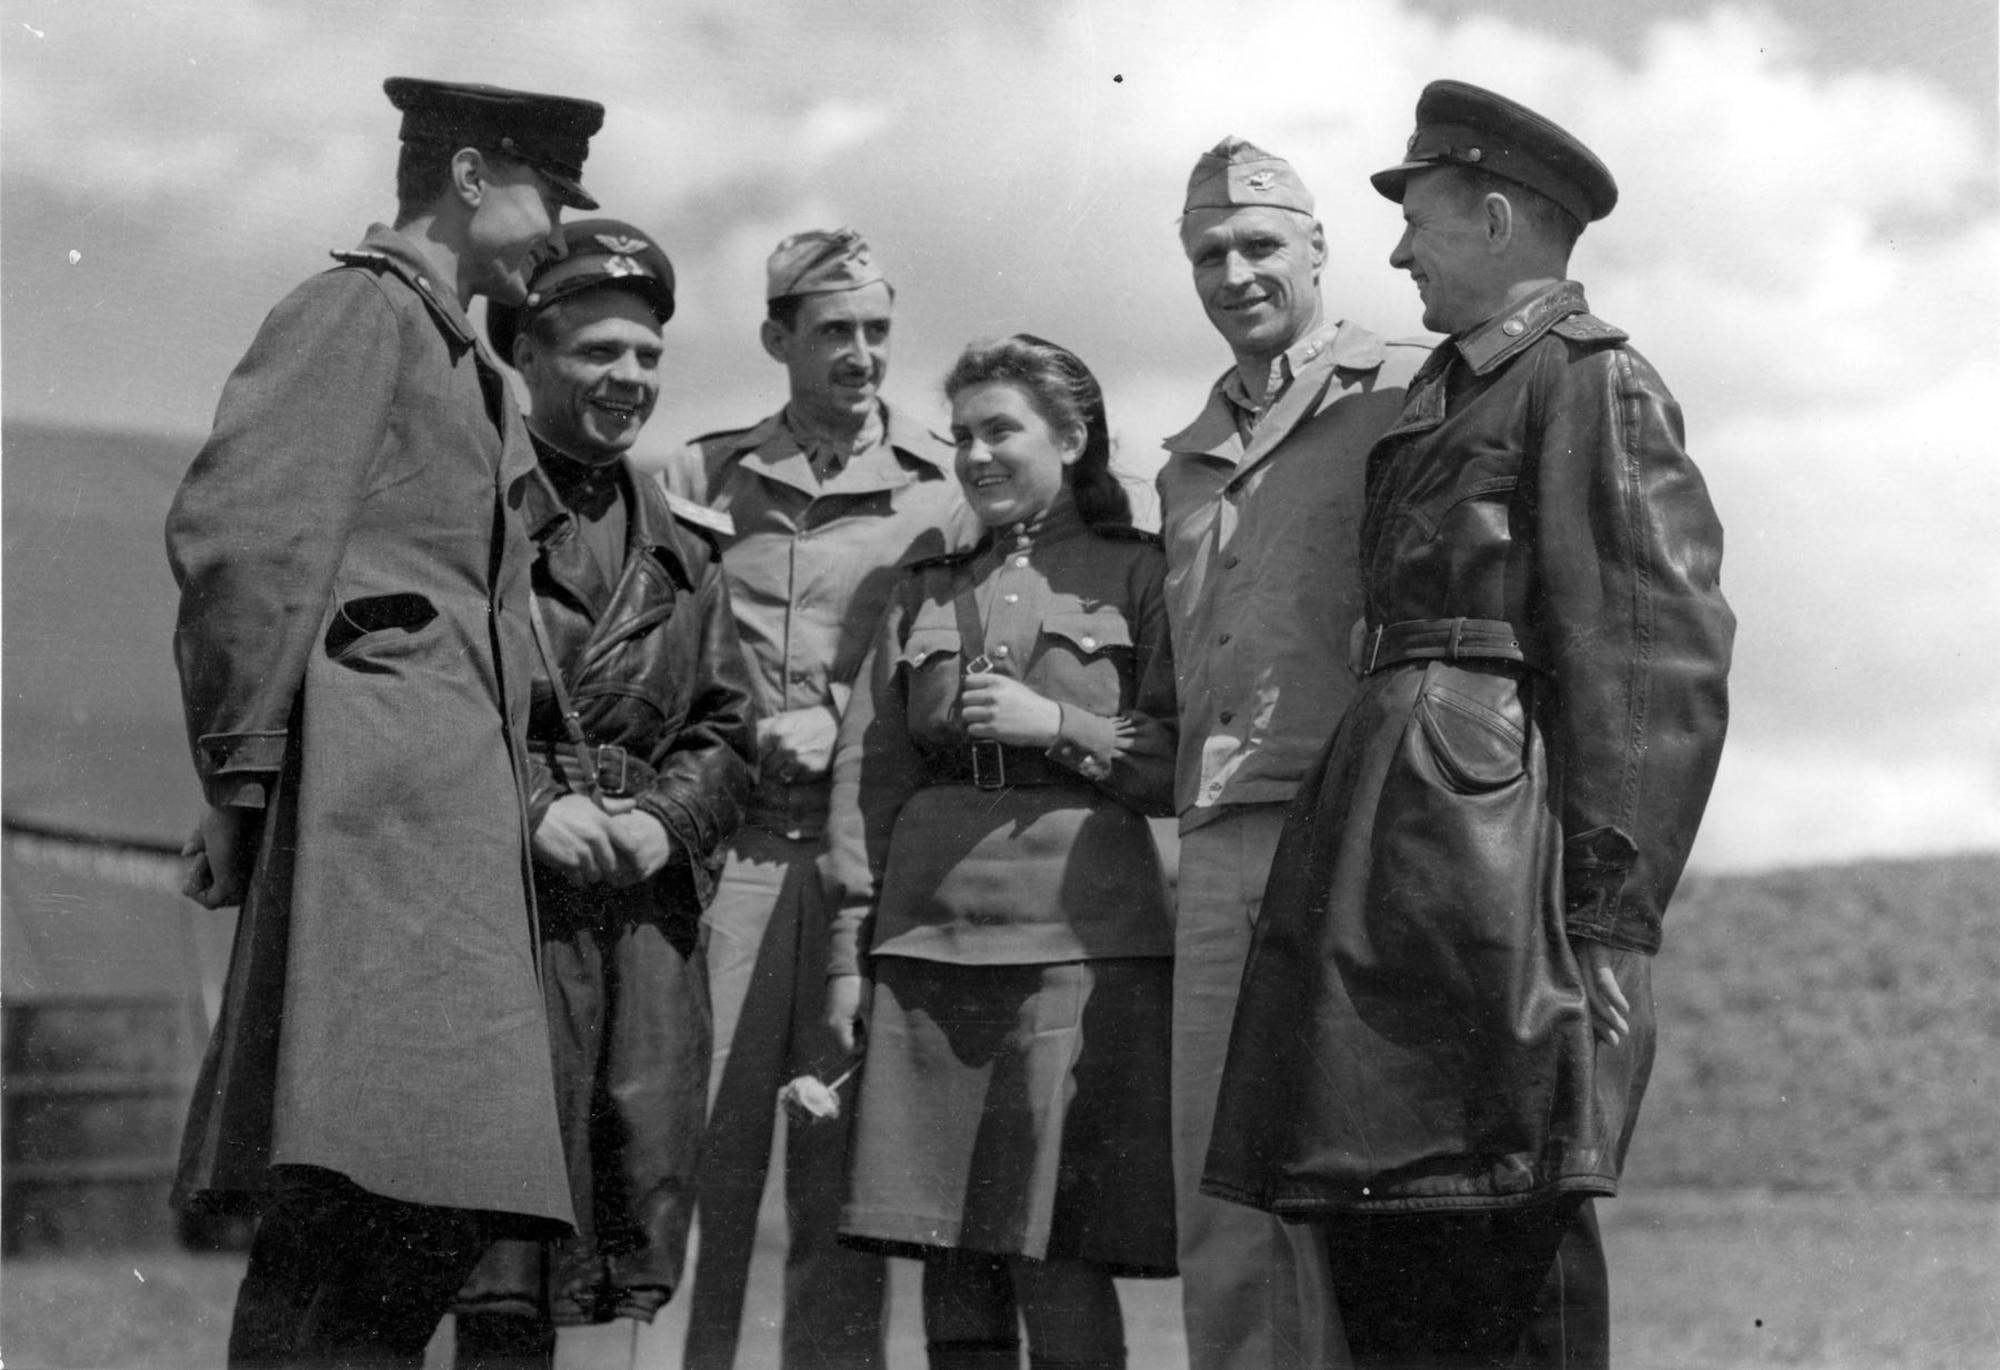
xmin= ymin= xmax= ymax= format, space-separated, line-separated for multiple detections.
xmin=1370 ymin=79 xmax=1617 ymax=227
xmin=487 ymin=218 xmax=677 ymax=363
xmin=1183 ymin=135 xmax=1315 ymax=216
xmin=765 ymin=228 xmax=887 ymax=300
xmin=384 ymin=76 xmax=605 ymax=212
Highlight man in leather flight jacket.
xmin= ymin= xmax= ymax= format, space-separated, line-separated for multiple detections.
xmin=448 ymin=218 xmax=757 ymax=1367
xmin=1205 ymin=81 xmax=1735 ymax=1368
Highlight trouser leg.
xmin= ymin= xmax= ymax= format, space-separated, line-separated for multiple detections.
xmin=229 ymin=1169 xmax=492 ymax=1369
xmin=1514 ymin=1199 xmax=1609 ymax=1369
xmin=1013 ymin=1256 xmax=1126 ymax=1370
xmin=1322 ymin=1198 xmax=1585 ymax=1369
xmin=686 ymin=842 xmax=791 ymax=1369
xmin=780 ymin=833 xmax=886 ymax=1370
xmin=1172 ymin=808 xmax=1340 ymax=1370
xmin=923 ymin=1251 xmax=1019 ymax=1370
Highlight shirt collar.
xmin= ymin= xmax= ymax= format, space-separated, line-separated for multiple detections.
xmin=1220 ymin=320 xmax=1341 ymax=421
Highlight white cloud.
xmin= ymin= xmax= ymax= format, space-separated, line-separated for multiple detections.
xmin=4 ymin=0 xmax=1996 ymax=871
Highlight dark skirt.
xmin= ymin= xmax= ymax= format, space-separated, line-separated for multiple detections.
xmin=840 ymin=956 xmax=1176 ymax=1277
xmin=455 ymin=879 xmax=709 ymax=1327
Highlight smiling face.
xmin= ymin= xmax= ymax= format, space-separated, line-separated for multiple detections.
xmin=1389 ymin=168 xmax=1507 ymax=336
xmin=1181 ymin=204 xmax=1326 ymax=365
xmin=763 ymin=281 xmax=894 ymax=431
xmin=514 ymin=288 xmax=664 ymax=463
xmin=460 ymin=155 xmax=569 ymax=308
xmin=950 ymin=380 xmax=1083 ymax=528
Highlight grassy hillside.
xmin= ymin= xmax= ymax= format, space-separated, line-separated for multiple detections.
xmin=1629 ymin=852 xmax=2000 ymax=1193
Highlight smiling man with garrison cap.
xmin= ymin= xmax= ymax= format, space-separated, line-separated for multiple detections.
xmin=1155 ymin=135 xmax=1429 ymax=1370
xmin=165 ymin=75 xmax=606 ymax=1367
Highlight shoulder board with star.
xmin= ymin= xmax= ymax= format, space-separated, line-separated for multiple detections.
xmin=1090 ymin=523 xmax=1162 ymax=547
xmin=1550 ymin=312 xmax=1630 ymax=346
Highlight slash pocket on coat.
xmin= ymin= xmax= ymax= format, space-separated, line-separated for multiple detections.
xmin=324 ymin=592 xmax=439 ymax=661
xmin=1415 ymin=668 xmax=1528 ymax=793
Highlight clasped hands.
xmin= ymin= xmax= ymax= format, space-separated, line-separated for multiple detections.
xmin=533 ymin=793 xmax=672 ymax=887
xmin=958 ymin=671 xmax=1061 ymax=748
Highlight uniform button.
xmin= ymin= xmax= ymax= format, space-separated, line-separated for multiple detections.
xmin=1219 ymin=710 xmax=1235 ymax=724
xmin=1013 ymin=555 xmax=1029 ymax=569
xmin=1080 ymin=636 xmax=1097 ymax=650
xmin=1223 ymin=555 xmax=1240 ymax=569
xmin=993 ymin=644 xmax=1011 ymax=658
xmin=1218 ymin=631 xmax=1232 ymax=645
xmin=1003 ymin=593 xmax=1020 ymax=604
xmin=1502 ymin=319 xmax=1525 ymax=336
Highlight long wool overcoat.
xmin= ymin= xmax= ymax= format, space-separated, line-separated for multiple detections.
xmin=166 ymin=224 xmax=573 ymax=1228
xmin=1204 ymin=282 xmax=1735 ymax=1217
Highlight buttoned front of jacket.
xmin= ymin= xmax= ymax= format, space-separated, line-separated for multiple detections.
xmin=662 ymin=405 xmax=972 ymax=838
xmin=1158 ymin=320 xmax=1429 ymax=822
xmin=822 ymin=501 xmax=1176 ymax=976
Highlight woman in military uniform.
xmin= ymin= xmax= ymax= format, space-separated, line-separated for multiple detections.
xmin=821 ymin=336 xmax=1177 ymax=1370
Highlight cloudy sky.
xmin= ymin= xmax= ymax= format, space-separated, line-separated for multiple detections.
xmin=5 ymin=0 xmax=1996 ymax=872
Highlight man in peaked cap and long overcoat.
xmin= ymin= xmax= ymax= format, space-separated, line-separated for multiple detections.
xmin=1203 ymin=81 xmax=1734 ymax=1367
xmin=166 ymin=76 xmax=602 ymax=1367
xmin=1157 ymin=137 xmax=1429 ymax=1370
xmin=664 ymin=230 xmax=970 ymax=1370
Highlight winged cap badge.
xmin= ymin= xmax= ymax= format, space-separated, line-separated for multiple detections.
xmin=596 ymin=234 xmax=650 ymax=255
xmin=1244 ymin=170 xmax=1275 ymax=192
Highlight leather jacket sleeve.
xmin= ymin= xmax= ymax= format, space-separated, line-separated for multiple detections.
xmin=1530 ymin=339 xmax=1735 ymax=953
xmin=632 ymin=552 xmax=757 ymax=909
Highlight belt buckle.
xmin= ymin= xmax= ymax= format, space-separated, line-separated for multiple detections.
xmin=594 ymin=743 xmax=632 ymax=798
xmin=970 ymin=740 xmax=1006 ymax=790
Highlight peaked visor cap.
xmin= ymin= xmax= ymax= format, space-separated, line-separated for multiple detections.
xmin=486 ymin=218 xmax=676 ymax=362
xmin=385 ymin=76 xmax=605 ymax=211
xmin=1370 ymin=79 xmax=1617 ymax=227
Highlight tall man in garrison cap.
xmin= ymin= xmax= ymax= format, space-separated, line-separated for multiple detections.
xmin=1158 ymin=136 xmax=1429 ymax=1370
xmin=664 ymin=229 xmax=969 ymax=1370
xmin=166 ymin=76 xmax=601 ymax=1366
xmin=449 ymin=220 xmax=757 ymax=1368
xmin=1205 ymin=82 xmax=1734 ymax=1367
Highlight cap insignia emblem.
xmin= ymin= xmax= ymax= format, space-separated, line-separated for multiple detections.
xmin=602 ymin=255 xmax=641 ymax=278
xmin=596 ymin=234 xmax=649 ymax=255
xmin=1245 ymin=171 xmax=1275 ymax=191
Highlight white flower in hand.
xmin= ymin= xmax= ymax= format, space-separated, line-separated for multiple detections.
xmin=778 ymin=1060 xmax=860 ymax=1123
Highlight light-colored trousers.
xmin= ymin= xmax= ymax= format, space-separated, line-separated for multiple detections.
xmin=683 ymin=827 xmax=887 ymax=1370
xmin=1173 ymin=804 xmax=1345 ymax=1370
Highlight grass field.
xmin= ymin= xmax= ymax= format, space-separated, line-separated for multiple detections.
xmin=5 ymin=852 xmax=1995 ymax=1367
xmin=4 ymin=1189 xmax=1994 ymax=1369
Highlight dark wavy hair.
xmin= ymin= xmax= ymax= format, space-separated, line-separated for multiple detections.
xmin=943 ymin=334 xmax=1131 ymax=531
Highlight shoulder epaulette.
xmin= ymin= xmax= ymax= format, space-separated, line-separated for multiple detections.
xmin=1091 ymin=523 xmax=1162 ymax=547
xmin=906 ymin=544 xmax=982 ymax=572
xmin=329 ymin=248 xmax=393 ymax=271
xmin=662 ymin=488 xmax=735 ymax=538
xmin=1551 ymin=312 xmax=1629 ymax=346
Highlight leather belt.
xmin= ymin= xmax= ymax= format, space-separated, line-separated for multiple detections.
xmin=1362 ymin=617 xmax=1533 ymax=675
xmin=544 ymin=739 xmax=657 ymax=799
xmin=927 ymin=741 xmax=1078 ymax=791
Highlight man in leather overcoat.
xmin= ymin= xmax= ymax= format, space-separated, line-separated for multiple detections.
xmin=1205 ymin=81 xmax=1735 ymax=1367
xmin=451 ymin=219 xmax=757 ymax=1367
